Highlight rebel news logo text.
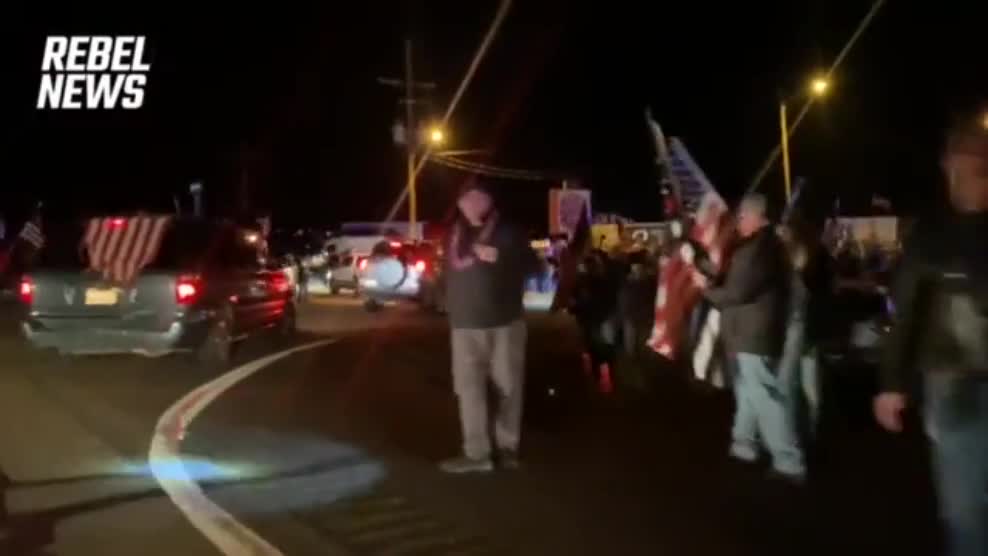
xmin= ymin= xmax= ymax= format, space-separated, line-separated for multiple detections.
xmin=37 ymin=36 xmax=150 ymax=110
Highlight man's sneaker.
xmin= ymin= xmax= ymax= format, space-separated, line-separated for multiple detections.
xmin=499 ymin=450 xmax=521 ymax=470
xmin=766 ymin=468 xmax=807 ymax=487
xmin=439 ymin=456 xmax=494 ymax=474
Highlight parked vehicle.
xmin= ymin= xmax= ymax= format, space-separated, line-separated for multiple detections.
xmin=325 ymin=251 xmax=363 ymax=295
xmin=359 ymin=240 xmax=441 ymax=311
xmin=20 ymin=218 xmax=296 ymax=368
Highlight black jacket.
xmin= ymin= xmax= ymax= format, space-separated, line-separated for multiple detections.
xmin=880 ymin=214 xmax=988 ymax=392
xmin=800 ymin=243 xmax=836 ymax=346
xmin=445 ymin=221 xmax=538 ymax=329
xmin=704 ymin=226 xmax=789 ymax=357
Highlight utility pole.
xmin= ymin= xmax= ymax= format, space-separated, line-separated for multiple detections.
xmin=378 ymin=39 xmax=436 ymax=241
xmin=403 ymin=40 xmax=416 ymax=240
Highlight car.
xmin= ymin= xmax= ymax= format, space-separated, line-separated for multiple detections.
xmin=358 ymin=240 xmax=440 ymax=311
xmin=325 ymin=251 xmax=363 ymax=295
xmin=19 ymin=217 xmax=296 ymax=368
xmin=820 ymin=284 xmax=893 ymax=369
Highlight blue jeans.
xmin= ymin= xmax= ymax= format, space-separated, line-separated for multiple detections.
xmin=778 ymin=319 xmax=821 ymax=435
xmin=730 ymin=353 xmax=806 ymax=477
xmin=924 ymin=373 xmax=988 ymax=556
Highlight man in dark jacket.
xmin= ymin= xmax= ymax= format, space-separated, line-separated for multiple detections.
xmin=441 ymin=181 xmax=538 ymax=473
xmin=694 ymin=193 xmax=803 ymax=480
xmin=875 ymin=110 xmax=988 ymax=556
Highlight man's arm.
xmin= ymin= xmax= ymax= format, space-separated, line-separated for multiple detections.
xmin=704 ymin=237 xmax=775 ymax=308
xmin=878 ymin=236 xmax=926 ymax=393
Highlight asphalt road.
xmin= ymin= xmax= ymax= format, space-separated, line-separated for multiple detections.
xmin=0 ymin=294 xmax=943 ymax=555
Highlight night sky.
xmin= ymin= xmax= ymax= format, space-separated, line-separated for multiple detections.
xmin=2 ymin=2 xmax=987 ymax=233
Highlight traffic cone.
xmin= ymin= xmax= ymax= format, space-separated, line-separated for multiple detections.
xmin=599 ymin=363 xmax=614 ymax=394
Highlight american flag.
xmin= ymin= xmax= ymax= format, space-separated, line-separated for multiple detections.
xmin=18 ymin=220 xmax=44 ymax=249
xmin=83 ymin=216 xmax=172 ymax=283
xmin=646 ymin=127 xmax=734 ymax=386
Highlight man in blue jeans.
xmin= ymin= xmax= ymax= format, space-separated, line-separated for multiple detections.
xmin=694 ymin=194 xmax=803 ymax=481
xmin=875 ymin=108 xmax=988 ymax=556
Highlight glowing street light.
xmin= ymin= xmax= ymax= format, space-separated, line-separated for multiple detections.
xmin=810 ymin=77 xmax=830 ymax=96
xmin=428 ymin=127 xmax=445 ymax=145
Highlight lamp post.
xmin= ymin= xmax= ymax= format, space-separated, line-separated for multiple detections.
xmin=780 ymin=76 xmax=829 ymax=202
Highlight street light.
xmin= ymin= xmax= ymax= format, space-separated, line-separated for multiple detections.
xmin=810 ymin=77 xmax=830 ymax=96
xmin=428 ymin=126 xmax=445 ymax=146
xmin=780 ymin=75 xmax=831 ymax=202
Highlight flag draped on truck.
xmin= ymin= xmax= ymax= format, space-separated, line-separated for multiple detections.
xmin=83 ymin=216 xmax=172 ymax=283
xmin=646 ymin=114 xmax=734 ymax=387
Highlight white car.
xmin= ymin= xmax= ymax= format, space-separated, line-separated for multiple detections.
xmin=359 ymin=241 xmax=438 ymax=311
xmin=325 ymin=252 xmax=364 ymax=295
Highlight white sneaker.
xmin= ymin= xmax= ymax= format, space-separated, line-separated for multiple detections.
xmin=439 ymin=456 xmax=494 ymax=474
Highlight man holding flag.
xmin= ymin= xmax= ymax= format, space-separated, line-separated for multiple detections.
xmin=645 ymin=113 xmax=804 ymax=481
xmin=693 ymin=194 xmax=804 ymax=482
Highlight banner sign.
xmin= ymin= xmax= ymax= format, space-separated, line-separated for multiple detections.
xmin=591 ymin=224 xmax=621 ymax=251
xmin=548 ymin=188 xmax=591 ymax=239
xmin=825 ymin=216 xmax=899 ymax=246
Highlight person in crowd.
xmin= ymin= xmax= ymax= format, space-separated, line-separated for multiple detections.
xmin=777 ymin=217 xmax=835 ymax=450
xmin=441 ymin=181 xmax=538 ymax=473
xmin=693 ymin=193 xmax=803 ymax=482
xmin=875 ymin=108 xmax=988 ymax=556
xmin=617 ymin=246 xmax=658 ymax=360
xmin=294 ymin=254 xmax=308 ymax=302
xmin=571 ymin=249 xmax=621 ymax=385
xmin=610 ymin=245 xmax=658 ymax=394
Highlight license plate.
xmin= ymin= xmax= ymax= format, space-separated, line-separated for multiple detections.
xmin=360 ymin=278 xmax=378 ymax=288
xmin=85 ymin=288 xmax=119 ymax=306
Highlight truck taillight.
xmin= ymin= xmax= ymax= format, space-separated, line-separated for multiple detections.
xmin=19 ymin=277 xmax=34 ymax=304
xmin=414 ymin=260 xmax=426 ymax=273
xmin=270 ymin=271 xmax=291 ymax=294
xmin=358 ymin=257 xmax=368 ymax=271
xmin=176 ymin=275 xmax=201 ymax=305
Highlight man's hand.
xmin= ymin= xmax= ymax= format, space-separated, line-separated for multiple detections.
xmin=692 ymin=270 xmax=709 ymax=289
xmin=473 ymin=244 xmax=498 ymax=263
xmin=874 ymin=392 xmax=908 ymax=433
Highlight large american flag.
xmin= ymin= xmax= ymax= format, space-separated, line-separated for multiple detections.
xmin=83 ymin=216 xmax=172 ymax=283
xmin=646 ymin=126 xmax=734 ymax=386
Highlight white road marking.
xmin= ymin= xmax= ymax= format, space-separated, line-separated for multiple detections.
xmin=149 ymin=339 xmax=338 ymax=556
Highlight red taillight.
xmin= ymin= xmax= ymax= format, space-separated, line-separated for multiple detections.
xmin=358 ymin=257 xmax=368 ymax=271
xmin=108 ymin=218 xmax=126 ymax=229
xmin=19 ymin=277 xmax=34 ymax=305
xmin=389 ymin=241 xmax=402 ymax=248
xmin=270 ymin=271 xmax=291 ymax=294
xmin=414 ymin=260 xmax=426 ymax=273
xmin=175 ymin=275 xmax=201 ymax=305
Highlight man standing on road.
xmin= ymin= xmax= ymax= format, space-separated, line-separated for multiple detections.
xmin=693 ymin=194 xmax=804 ymax=481
xmin=441 ymin=181 xmax=537 ymax=474
xmin=875 ymin=109 xmax=988 ymax=556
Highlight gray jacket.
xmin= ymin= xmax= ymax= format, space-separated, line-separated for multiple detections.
xmin=704 ymin=226 xmax=789 ymax=357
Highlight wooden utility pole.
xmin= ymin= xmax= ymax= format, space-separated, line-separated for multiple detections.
xmin=404 ymin=40 xmax=416 ymax=240
xmin=378 ymin=40 xmax=436 ymax=241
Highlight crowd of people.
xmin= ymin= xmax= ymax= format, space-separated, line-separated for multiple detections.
xmin=434 ymin=109 xmax=988 ymax=555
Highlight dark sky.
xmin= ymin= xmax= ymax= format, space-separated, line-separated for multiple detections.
xmin=3 ymin=1 xmax=988 ymax=231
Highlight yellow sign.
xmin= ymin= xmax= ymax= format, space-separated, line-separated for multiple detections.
xmin=591 ymin=224 xmax=621 ymax=251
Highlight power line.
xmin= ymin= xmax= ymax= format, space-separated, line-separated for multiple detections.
xmin=429 ymin=154 xmax=556 ymax=181
xmin=381 ymin=0 xmax=514 ymax=224
xmin=746 ymin=0 xmax=887 ymax=194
